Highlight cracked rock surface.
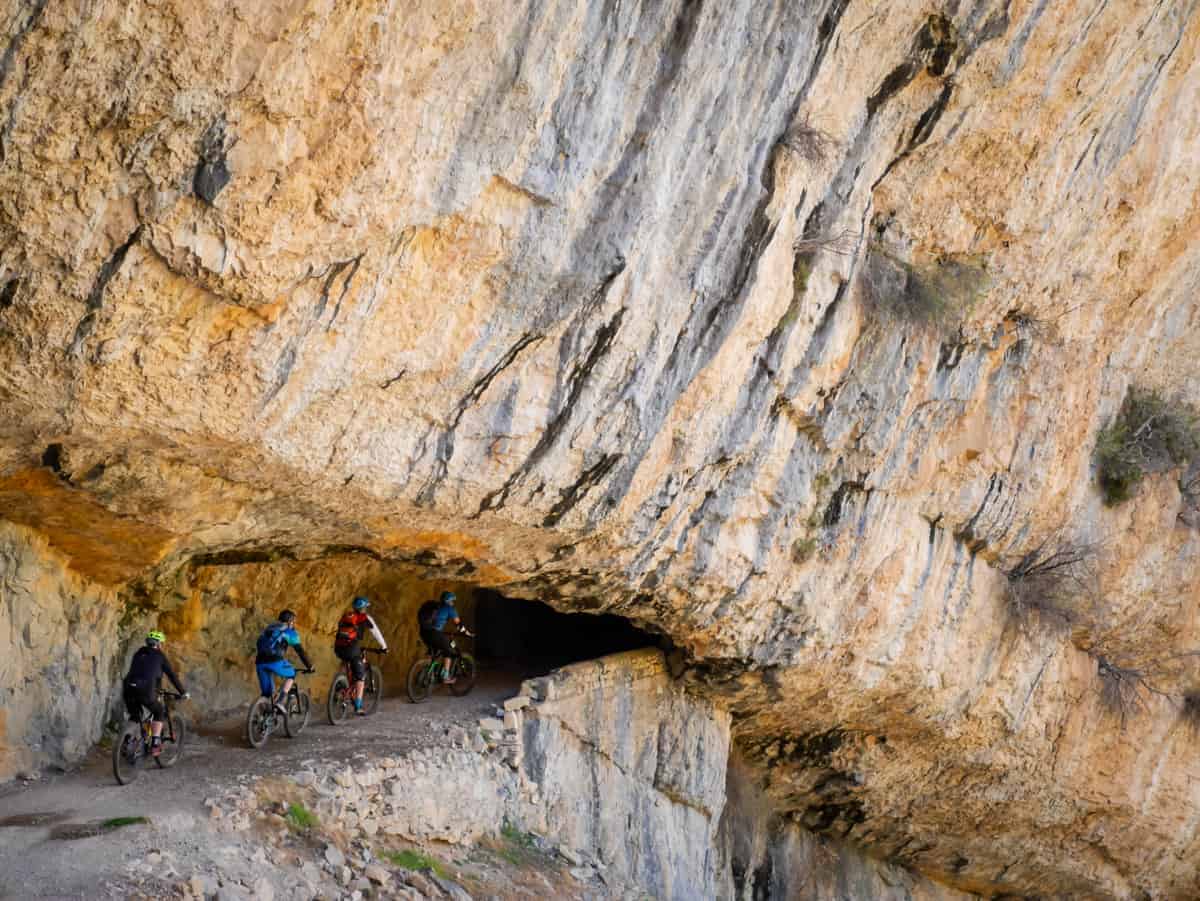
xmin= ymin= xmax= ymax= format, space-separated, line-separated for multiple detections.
xmin=2 ymin=0 xmax=1200 ymax=897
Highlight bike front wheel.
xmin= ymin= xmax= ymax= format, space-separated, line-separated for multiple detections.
xmin=327 ymin=674 xmax=351 ymax=724
xmin=363 ymin=665 xmax=383 ymax=715
xmin=449 ymin=654 xmax=478 ymax=697
xmin=284 ymin=690 xmax=311 ymax=737
xmin=156 ymin=713 xmax=186 ymax=767
xmin=112 ymin=722 xmax=143 ymax=785
xmin=406 ymin=659 xmax=434 ymax=703
xmin=246 ymin=697 xmax=272 ymax=749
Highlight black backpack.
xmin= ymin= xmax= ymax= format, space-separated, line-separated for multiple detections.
xmin=417 ymin=601 xmax=439 ymax=629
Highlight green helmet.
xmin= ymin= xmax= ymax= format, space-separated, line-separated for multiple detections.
xmin=147 ymin=629 xmax=166 ymax=645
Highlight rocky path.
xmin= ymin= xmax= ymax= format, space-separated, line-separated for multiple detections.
xmin=0 ymin=671 xmax=522 ymax=899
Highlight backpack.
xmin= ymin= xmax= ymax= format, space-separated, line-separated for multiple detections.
xmin=335 ymin=612 xmax=364 ymax=648
xmin=417 ymin=601 xmax=439 ymax=629
xmin=256 ymin=623 xmax=287 ymax=657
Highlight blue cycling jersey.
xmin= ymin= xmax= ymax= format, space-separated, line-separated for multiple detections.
xmin=431 ymin=602 xmax=457 ymax=631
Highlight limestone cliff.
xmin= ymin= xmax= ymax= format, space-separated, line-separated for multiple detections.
xmin=2 ymin=0 xmax=1199 ymax=897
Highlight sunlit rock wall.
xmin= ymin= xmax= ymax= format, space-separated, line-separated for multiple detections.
xmin=1 ymin=0 xmax=1199 ymax=895
xmin=0 ymin=523 xmax=124 ymax=780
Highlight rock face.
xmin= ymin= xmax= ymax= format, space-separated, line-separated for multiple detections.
xmin=1 ymin=0 xmax=1200 ymax=897
xmin=0 ymin=522 xmax=125 ymax=777
xmin=206 ymin=649 xmax=967 ymax=900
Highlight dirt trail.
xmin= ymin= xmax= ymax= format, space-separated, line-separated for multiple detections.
xmin=0 ymin=671 xmax=521 ymax=899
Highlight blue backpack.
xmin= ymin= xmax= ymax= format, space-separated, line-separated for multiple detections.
xmin=256 ymin=623 xmax=288 ymax=656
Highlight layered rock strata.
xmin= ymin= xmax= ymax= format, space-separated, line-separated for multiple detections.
xmin=1 ymin=0 xmax=1199 ymax=896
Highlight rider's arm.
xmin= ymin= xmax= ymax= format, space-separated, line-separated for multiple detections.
xmin=161 ymin=655 xmax=186 ymax=694
xmin=294 ymin=642 xmax=314 ymax=670
xmin=284 ymin=628 xmax=313 ymax=669
xmin=365 ymin=615 xmax=388 ymax=651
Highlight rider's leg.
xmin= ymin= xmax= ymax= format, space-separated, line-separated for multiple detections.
xmin=441 ymin=656 xmax=453 ymax=679
xmin=147 ymin=696 xmax=166 ymax=754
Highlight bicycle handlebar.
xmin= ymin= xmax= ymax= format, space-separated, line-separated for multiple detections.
xmin=159 ymin=690 xmax=186 ymax=700
xmin=362 ymin=647 xmax=387 ymax=655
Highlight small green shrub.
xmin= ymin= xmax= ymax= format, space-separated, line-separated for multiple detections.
xmin=791 ymin=537 xmax=818 ymax=564
xmin=1095 ymin=387 xmax=1199 ymax=505
xmin=285 ymin=802 xmax=318 ymax=832
xmin=381 ymin=848 xmax=448 ymax=878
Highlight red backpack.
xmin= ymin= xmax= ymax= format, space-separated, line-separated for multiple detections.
xmin=335 ymin=612 xmax=367 ymax=647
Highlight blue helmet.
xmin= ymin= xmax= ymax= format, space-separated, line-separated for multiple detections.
xmin=353 ymin=596 xmax=370 ymax=611
xmin=439 ymin=591 xmax=456 ymax=605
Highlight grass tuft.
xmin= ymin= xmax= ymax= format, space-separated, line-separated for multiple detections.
xmin=380 ymin=848 xmax=448 ymax=878
xmin=100 ymin=816 xmax=148 ymax=830
xmin=285 ymin=802 xmax=318 ymax=832
xmin=495 ymin=821 xmax=542 ymax=867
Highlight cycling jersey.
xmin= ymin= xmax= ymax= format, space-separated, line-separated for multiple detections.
xmin=430 ymin=602 xmax=458 ymax=631
xmin=334 ymin=612 xmax=387 ymax=651
xmin=124 ymin=646 xmax=185 ymax=694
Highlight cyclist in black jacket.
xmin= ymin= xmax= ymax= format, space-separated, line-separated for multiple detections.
xmin=122 ymin=630 xmax=187 ymax=756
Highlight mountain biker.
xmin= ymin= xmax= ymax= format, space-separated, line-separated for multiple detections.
xmin=122 ymin=630 xmax=188 ymax=757
xmin=255 ymin=610 xmax=314 ymax=715
xmin=334 ymin=596 xmax=388 ymax=715
xmin=417 ymin=591 xmax=473 ymax=685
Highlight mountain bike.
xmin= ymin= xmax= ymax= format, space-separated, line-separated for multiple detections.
xmin=406 ymin=630 xmax=477 ymax=703
xmin=113 ymin=690 xmax=185 ymax=785
xmin=327 ymin=647 xmax=384 ymax=724
xmin=247 ymin=670 xmax=313 ymax=749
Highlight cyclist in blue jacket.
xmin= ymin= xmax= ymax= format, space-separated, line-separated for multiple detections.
xmin=255 ymin=610 xmax=314 ymax=713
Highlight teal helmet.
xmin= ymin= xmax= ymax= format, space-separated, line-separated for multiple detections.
xmin=353 ymin=596 xmax=370 ymax=612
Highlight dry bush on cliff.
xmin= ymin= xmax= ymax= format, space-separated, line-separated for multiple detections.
xmin=1095 ymin=387 xmax=1200 ymax=506
xmin=859 ymin=244 xmax=988 ymax=330
xmin=1095 ymin=656 xmax=1152 ymax=721
xmin=781 ymin=116 xmax=835 ymax=164
xmin=1181 ymin=690 xmax=1200 ymax=731
xmin=1001 ymin=533 xmax=1100 ymax=626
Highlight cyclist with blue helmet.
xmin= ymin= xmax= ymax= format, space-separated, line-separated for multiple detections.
xmin=254 ymin=610 xmax=314 ymax=714
xmin=334 ymin=596 xmax=388 ymax=715
xmin=417 ymin=591 xmax=473 ymax=684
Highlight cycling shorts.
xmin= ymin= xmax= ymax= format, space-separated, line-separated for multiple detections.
xmin=256 ymin=659 xmax=295 ymax=696
xmin=122 ymin=679 xmax=165 ymax=722
xmin=335 ymin=644 xmax=367 ymax=682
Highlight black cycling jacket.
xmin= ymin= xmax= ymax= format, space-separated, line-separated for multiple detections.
xmin=124 ymin=646 xmax=185 ymax=695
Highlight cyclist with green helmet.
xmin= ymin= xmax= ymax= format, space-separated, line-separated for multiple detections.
xmin=121 ymin=630 xmax=188 ymax=756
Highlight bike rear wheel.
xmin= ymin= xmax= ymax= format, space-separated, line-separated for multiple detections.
xmin=247 ymin=697 xmax=272 ymax=748
xmin=327 ymin=674 xmax=351 ymax=724
xmin=284 ymin=690 xmax=311 ymax=737
xmin=112 ymin=722 xmax=143 ymax=785
xmin=156 ymin=713 xmax=186 ymax=767
xmin=448 ymin=653 xmax=478 ymax=697
xmin=406 ymin=659 xmax=434 ymax=703
xmin=363 ymin=665 xmax=383 ymax=714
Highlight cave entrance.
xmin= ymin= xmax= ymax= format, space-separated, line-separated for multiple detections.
xmin=471 ymin=588 xmax=657 ymax=676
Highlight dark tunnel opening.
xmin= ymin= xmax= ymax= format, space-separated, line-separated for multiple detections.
xmin=472 ymin=589 xmax=658 ymax=676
